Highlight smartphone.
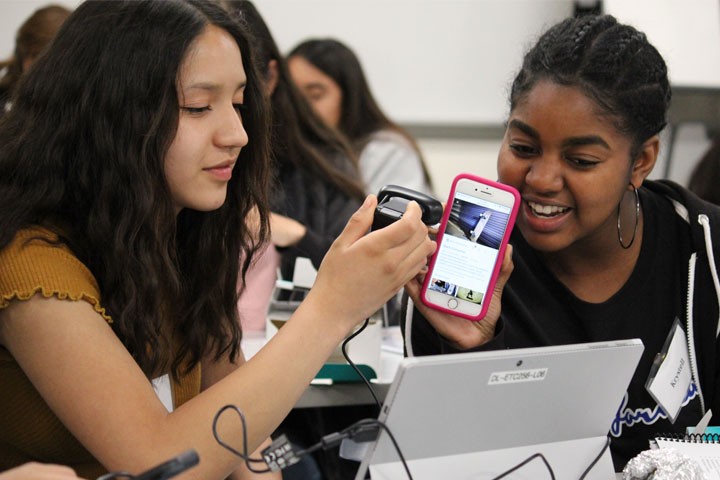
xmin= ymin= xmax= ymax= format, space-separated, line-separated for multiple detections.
xmin=371 ymin=185 xmax=443 ymax=231
xmin=421 ymin=173 xmax=519 ymax=321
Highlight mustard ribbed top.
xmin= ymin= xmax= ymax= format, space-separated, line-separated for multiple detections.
xmin=0 ymin=228 xmax=201 ymax=478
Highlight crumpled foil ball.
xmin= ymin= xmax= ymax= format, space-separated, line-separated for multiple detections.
xmin=623 ymin=448 xmax=706 ymax=480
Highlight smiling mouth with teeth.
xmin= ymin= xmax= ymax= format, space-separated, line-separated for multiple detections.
xmin=527 ymin=200 xmax=570 ymax=217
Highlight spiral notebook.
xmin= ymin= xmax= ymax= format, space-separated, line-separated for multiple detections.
xmin=653 ymin=433 xmax=720 ymax=478
xmin=354 ymin=339 xmax=644 ymax=480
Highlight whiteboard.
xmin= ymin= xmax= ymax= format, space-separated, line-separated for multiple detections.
xmin=255 ymin=0 xmax=574 ymax=125
xmin=4 ymin=1 xmax=716 ymax=126
xmin=603 ymin=0 xmax=720 ymax=89
xmin=0 ymin=0 xmax=573 ymax=126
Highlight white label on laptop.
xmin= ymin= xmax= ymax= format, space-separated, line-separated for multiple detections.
xmin=646 ymin=322 xmax=691 ymax=423
xmin=488 ymin=368 xmax=548 ymax=385
xmin=152 ymin=374 xmax=174 ymax=412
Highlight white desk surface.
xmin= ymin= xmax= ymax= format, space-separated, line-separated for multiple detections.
xmin=241 ymin=326 xmax=404 ymax=409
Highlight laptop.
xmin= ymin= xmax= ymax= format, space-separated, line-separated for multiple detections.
xmin=353 ymin=339 xmax=644 ymax=480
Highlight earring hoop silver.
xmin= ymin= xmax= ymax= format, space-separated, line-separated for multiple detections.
xmin=617 ymin=183 xmax=640 ymax=250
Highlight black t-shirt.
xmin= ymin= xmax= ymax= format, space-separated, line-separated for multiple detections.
xmin=409 ymin=186 xmax=707 ymax=471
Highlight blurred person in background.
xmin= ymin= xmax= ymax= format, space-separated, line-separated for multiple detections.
xmin=0 ymin=4 xmax=71 ymax=114
xmin=288 ymin=38 xmax=433 ymax=197
xmin=688 ymin=134 xmax=720 ymax=205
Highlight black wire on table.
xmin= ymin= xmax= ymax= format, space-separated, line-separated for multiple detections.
xmin=491 ymin=452 xmax=556 ymax=480
xmin=211 ymin=404 xmax=271 ymax=474
xmin=341 ymin=317 xmax=381 ymax=412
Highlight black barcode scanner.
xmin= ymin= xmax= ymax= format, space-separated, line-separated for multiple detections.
xmin=371 ymin=185 xmax=443 ymax=231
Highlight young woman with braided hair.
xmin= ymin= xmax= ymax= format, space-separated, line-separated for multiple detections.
xmin=403 ymin=14 xmax=720 ymax=469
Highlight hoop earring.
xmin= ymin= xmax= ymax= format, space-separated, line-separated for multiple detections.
xmin=617 ymin=183 xmax=640 ymax=250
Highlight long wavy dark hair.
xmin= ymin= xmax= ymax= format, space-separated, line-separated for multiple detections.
xmin=509 ymin=14 xmax=671 ymax=161
xmin=0 ymin=0 xmax=272 ymax=378
xmin=223 ymin=1 xmax=365 ymax=201
xmin=287 ymin=38 xmax=433 ymax=189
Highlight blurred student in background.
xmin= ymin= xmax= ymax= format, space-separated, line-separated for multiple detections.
xmin=224 ymin=2 xmax=365 ymax=317
xmin=288 ymin=38 xmax=433 ymax=197
xmin=0 ymin=4 xmax=71 ymax=114
xmin=688 ymin=134 xmax=720 ymax=205
xmin=223 ymin=0 xmax=366 ymax=334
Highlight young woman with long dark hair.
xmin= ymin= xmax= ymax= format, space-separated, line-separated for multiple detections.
xmin=0 ymin=2 xmax=434 ymax=478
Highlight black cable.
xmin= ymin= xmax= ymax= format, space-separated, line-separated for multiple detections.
xmin=490 ymin=435 xmax=610 ymax=480
xmin=295 ymin=418 xmax=413 ymax=480
xmin=578 ymin=436 xmax=611 ymax=480
xmin=352 ymin=419 xmax=413 ymax=480
xmin=212 ymin=404 xmax=271 ymax=474
xmin=341 ymin=317 xmax=382 ymax=412
xmin=491 ymin=452 xmax=556 ymax=480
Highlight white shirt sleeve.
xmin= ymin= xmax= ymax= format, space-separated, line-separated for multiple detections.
xmin=359 ymin=130 xmax=433 ymax=196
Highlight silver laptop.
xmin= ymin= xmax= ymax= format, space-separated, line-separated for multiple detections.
xmin=353 ymin=339 xmax=644 ymax=480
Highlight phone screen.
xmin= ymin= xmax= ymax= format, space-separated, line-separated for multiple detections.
xmin=423 ymin=176 xmax=518 ymax=320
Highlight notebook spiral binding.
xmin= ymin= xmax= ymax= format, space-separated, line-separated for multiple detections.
xmin=658 ymin=433 xmax=720 ymax=443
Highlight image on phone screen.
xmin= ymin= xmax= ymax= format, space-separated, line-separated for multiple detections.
xmin=422 ymin=175 xmax=518 ymax=320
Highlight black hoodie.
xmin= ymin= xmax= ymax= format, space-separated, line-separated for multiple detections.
xmin=404 ymin=179 xmax=720 ymax=471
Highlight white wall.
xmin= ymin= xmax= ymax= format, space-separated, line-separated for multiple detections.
xmin=0 ymin=0 xmax=574 ymax=126
xmin=419 ymin=138 xmax=501 ymax=200
xmin=0 ymin=0 xmax=715 ymax=199
xmin=603 ymin=0 xmax=720 ymax=88
xmin=255 ymin=0 xmax=574 ymax=126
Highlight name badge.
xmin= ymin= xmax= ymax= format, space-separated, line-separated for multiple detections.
xmin=152 ymin=373 xmax=174 ymax=413
xmin=646 ymin=318 xmax=691 ymax=423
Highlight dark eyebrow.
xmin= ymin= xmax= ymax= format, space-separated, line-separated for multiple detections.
xmin=562 ymin=135 xmax=610 ymax=150
xmin=507 ymin=119 xmax=539 ymax=140
xmin=185 ymin=81 xmax=247 ymax=93
xmin=508 ymin=119 xmax=610 ymax=150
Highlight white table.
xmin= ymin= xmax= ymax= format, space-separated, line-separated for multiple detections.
xmin=241 ymin=327 xmax=404 ymax=409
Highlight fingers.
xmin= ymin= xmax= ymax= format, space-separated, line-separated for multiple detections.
xmin=334 ymin=195 xmax=377 ymax=248
xmin=312 ymin=198 xmax=434 ymax=326
xmin=380 ymin=202 xmax=436 ymax=286
xmin=392 ymin=233 xmax=435 ymax=288
xmin=494 ymin=244 xmax=514 ymax=293
xmin=404 ymin=275 xmax=423 ymax=305
xmin=345 ymin=200 xmax=435 ymax=287
xmin=402 ymin=244 xmax=513 ymax=351
xmin=363 ymin=201 xmax=425 ymax=250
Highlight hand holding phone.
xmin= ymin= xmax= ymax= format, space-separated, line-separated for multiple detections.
xmin=420 ymin=174 xmax=519 ymax=321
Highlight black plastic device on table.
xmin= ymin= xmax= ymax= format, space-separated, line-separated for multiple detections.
xmin=371 ymin=185 xmax=443 ymax=231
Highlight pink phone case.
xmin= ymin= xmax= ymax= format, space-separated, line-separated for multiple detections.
xmin=421 ymin=173 xmax=520 ymax=321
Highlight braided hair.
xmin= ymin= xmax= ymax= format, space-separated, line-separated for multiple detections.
xmin=510 ymin=14 xmax=671 ymax=160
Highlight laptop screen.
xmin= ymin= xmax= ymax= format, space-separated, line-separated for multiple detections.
xmin=354 ymin=339 xmax=644 ymax=480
